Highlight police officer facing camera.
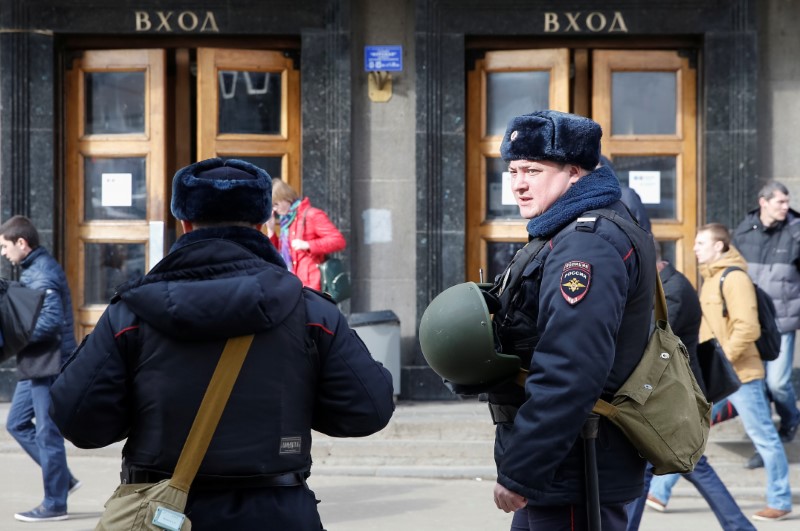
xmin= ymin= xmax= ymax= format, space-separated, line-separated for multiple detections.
xmin=479 ymin=111 xmax=656 ymax=530
xmin=50 ymin=158 xmax=395 ymax=530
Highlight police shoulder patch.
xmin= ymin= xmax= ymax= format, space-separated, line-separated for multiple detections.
xmin=560 ymin=260 xmax=591 ymax=305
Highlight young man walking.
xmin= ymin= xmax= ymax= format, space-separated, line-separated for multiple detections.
xmin=695 ymin=223 xmax=792 ymax=521
xmin=0 ymin=215 xmax=80 ymax=522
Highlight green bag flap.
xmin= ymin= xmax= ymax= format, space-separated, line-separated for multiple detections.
xmin=613 ymin=320 xmax=684 ymax=406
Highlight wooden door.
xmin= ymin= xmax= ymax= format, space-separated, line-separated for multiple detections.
xmin=66 ymin=49 xmax=167 ymax=338
xmin=466 ymin=48 xmax=698 ymax=283
xmin=592 ymin=50 xmax=698 ymax=281
xmin=465 ymin=49 xmax=570 ymax=282
xmin=197 ymin=48 xmax=301 ymax=194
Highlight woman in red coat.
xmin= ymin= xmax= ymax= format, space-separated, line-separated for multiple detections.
xmin=268 ymin=178 xmax=346 ymax=290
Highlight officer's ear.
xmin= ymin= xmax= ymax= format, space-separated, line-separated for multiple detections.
xmin=567 ymin=163 xmax=587 ymax=184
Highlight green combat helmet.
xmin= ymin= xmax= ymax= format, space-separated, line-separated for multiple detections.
xmin=419 ymin=282 xmax=521 ymax=386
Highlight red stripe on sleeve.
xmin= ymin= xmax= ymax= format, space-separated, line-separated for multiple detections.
xmin=307 ymin=323 xmax=334 ymax=335
xmin=114 ymin=325 xmax=139 ymax=339
xmin=622 ymin=247 xmax=634 ymax=261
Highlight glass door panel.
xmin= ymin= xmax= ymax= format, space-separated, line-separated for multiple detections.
xmin=466 ymin=49 xmax=570 ymax=282
xmin=84 ymin=71 xmax=146 ymax=135
xmin=83 ymin=156 xmax=148 ymax=220
xmin=611 ymin=72 xmax=677 ymax=135
xmin=83 ymin=243 xmax=146 ymax=305
xmin=612 ymin=155 xmax=678 ymax=220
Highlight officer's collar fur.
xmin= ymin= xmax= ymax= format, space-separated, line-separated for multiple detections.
xmin=526 ymin=164 xmax=621 ymax=238
xmin=170 ymin=225 xmax=287 ymax=267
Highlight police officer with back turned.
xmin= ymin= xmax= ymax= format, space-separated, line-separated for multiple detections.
xmin=50 ymin=158 xmax=395 ymax=530
xmin=486 ymin=111 xmax=656 ymax=531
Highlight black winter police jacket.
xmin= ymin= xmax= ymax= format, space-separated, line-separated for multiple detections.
xmin=491 ymin=200 xmax=655 ymax=506
xmin=50 ymin=227 xmax=394 ymax=501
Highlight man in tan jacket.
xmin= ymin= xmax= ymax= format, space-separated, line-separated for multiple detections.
xmin=694 ymin=222 xmax=792 ymax=522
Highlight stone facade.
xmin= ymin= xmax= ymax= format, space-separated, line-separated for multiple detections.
xmin=2 ymin=0 xmax=799 ymax=400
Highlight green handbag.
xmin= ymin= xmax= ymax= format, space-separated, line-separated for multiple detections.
xmin=319 ymin=258 xmax=351 ymax=302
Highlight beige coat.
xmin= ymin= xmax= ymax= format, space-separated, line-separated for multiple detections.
xmin=698 ymin=246 xmax=764 ymax=383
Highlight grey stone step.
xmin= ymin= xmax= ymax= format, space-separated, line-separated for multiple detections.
xmin=311 ymin=438 xmax=494 ymax=466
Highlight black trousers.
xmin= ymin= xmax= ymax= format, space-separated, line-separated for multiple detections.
xmin=510 ymin=503 xmax=627 ymax=531
xmin=185 ymin=485 xmax=324 ymax=531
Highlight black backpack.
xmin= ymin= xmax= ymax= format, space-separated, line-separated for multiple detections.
xmin=719 ymin=266 xmax=781 ymax=362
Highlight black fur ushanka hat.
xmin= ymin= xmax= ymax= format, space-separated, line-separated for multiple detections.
xmin=500 ymin=110 xmax=602 ymax=170
xmin=170 ymin=158 xmax=272 ymax=224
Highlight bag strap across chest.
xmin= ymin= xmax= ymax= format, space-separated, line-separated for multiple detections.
xmin=170 ymin=334 xmax=255 ymax=492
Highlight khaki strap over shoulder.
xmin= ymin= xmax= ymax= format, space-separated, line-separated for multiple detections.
xmin=170 ymin=334 xmax=255 ymax=492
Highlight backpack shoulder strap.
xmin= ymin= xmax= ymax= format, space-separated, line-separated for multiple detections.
xmin=719 ymin=266 xmax=745 ymax=318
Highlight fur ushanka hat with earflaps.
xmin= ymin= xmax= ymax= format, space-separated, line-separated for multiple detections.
xmin=170 ymin=158 xmax=272 ymax=224
xmin=500 ymin=110 xmax=602 ymax=170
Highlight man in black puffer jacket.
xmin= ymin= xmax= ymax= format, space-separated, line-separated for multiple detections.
xmin=50 ymin=159 xmax=395 ymax=530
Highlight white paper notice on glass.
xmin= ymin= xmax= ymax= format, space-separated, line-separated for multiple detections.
xmin=501 ymin=172 xmax=516 ymax=205
xmin=101 ymin=173 xmax=133 ymax=207
xmin=628 ymin=171 xmax=661 ymax=204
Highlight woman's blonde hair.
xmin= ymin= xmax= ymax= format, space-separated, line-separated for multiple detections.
xmin=272 ymin=178 xmax=299 ymax=204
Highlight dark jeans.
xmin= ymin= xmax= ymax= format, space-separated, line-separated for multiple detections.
xmin=626 ymin=458 xmax=755 ymax=531
xmin=511 ymin=502 xmax=627 ymax=531
xmin=6 ymin=377 xmax=71 ymax=511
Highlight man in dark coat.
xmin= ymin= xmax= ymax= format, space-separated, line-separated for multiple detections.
xmin=0 ymin=215 xmax=80 ymax=522
xmin=732 ymin=181 xmax=800 ymax=469
xmin=50 ymin=158 xmax=395 ymax=530
xmin=486 ymin=111 xmax=656 ymax=531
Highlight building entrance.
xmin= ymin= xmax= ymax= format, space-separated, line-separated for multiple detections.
xmin=466 ymin=48 xmax=697 ymax=284
xmin=65 ymin=48 xmax=300 ymax=336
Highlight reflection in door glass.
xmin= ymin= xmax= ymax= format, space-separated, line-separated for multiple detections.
xmin=218 ymin=71 xmax=282 ymax=135
xmin=485 ymin=157 xmax=521 ymax=220
xmin=611 ymin=72 xmax=676 ymax=135
xmin=84 ymin=157 xmax=147 ymax=221
xmin=84 ymin=243 xmax=146 ymax=304
xmin=220 ymin=156 xmax=282 ymax=179
xmin=486 ymin=72 xmax=549 ymax=136
xmin=85 ymin=72 xmax=146 ymax=134
xmin=486 ymin=242 xmax=524 ymax=283
xmin=657 ymin=240 xmax=677 ymax=266
xmin=612 ymin=155 xmax=677 ymax=220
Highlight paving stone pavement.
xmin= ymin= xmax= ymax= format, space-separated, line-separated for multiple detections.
xmin=1 ymin=399 xmax=799 ymax=529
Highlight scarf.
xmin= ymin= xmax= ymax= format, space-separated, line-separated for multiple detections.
xmin=279 ymin=200 xmax=301 ymax=272
xmin=526 ymin=165 xmax=622 ymax=238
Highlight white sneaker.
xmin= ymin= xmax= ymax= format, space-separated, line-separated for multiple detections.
xmin=645 ymin=495 xmax=667 ymax=512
